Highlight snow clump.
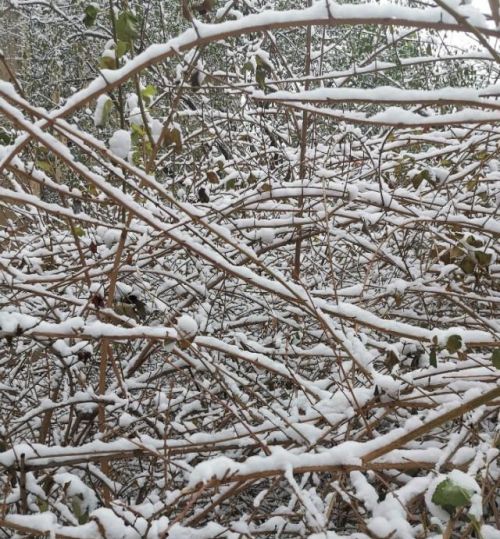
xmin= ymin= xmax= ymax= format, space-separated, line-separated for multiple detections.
xmin=176 ymin=314 xmax=198 ymax=339
xmin=109 ymin=129 xmax=131 ymax=159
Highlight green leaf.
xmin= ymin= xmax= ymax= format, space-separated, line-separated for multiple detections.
xmin=459 ymin=256 xmax=475 ymax=274
xmin=99 ymin=52 xmax=116 ymax=70
xmin=83 ymin=5 xmax=98 ymax=27
xmin=255 ymin=66 xmax=267 ymax=90
xmin=440 ymin=159 xmax=453 ymax=167
xmin=432 ymin=478 xmax=472 ymax=513
xmin=468 ymin=515 xmax=482 ymax=538
xmin=36 ymin=160 xmax=54 ymax=175
xmin=116 ymin=11 xmax=139 ymax=42
xmin=446 ymin=334 xmax=462 ymax=354
xmin=393 ymin=162 xmax=408 ymax=181
xmin=0 ymin=131 xmax=13 ymax=145
xmin=492 ymin=349 xmax=500 ymax=369
xmin=141 ymin=84 xmax=157 ymax=103
xmin=78 ymin=510 xmax=90 ymax=525
xmin=73 ymin=226 xmax=85 ymax=238
xmin=242 ymin=61 xmax=254 ymax=74
xmin=115 ymin=40 xmax=129 ymax=59
xmin=131 ymin=124 xmax=144 ymax=135
xmin=102 ymin=98 xmax=113 ymax=125
xmin=131 ymin=149 xmax=142 ymax=166
xmin=38 ymin=498 xmax=49 ymax=512
xmin=466 ymin=179 xmax=478 ymax=191
xmin=474 ymin=150 xmax=488 ymax=161
xmin=143 ymin=140 xmax=152 ymax=157
xmin=72 ymin=497 xmax=82 ymax=519
xmin=131 ymin=123 xmax=145 ymax=144
xmin=71 ymin=497 xmax=89 ymax=524
xmin=411 ymin=169 xmax=431 ymax=189
xmin=255 ymin=55 xmax=272 ymax=73
xmin=475 ymin=251 xmax=491 ymax=267
xmin=466 ymin=235 xmax=483 ymax=248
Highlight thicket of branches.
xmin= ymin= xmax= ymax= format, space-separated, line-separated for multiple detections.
xmin=0 ymin=0 xmax=499 ymax=537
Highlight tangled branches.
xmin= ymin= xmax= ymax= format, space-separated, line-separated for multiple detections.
xmin=0 ymin=1 xmax=499 ymax=537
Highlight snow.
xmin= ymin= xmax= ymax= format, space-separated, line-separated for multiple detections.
xmin=257 ymin=227 xmax=276 ymax=244
xmin=482 ymin=526 xmax=500 ymax=539
xmin=109 ymin=129 xmax=131 ymax=159
xmin=93 ymin=94 xmax=111 ymax=127
xmin=103 ymin=228 xmax=121 ymax=248
xmin=266 ymin=100 xmax=500 ymax=127
xmin=2 ymin=0 xmax=500 ymax=536
xmin=35 ymin=1 xmax=499 ymax=143
xmin=90 ymin=508 xmax=136 ymax=539
xmin=150 ymin=118 xmax=163 ymax=143
xmin=0 ymin=310 xmax=178 ymax=340
xmin=168 ymin=522 xmax=226 ymax=538
xmin=255 ymin=85 xmax=498 ymax=108
xmin=350 ymin=471 xmax=378 ymax=511
xmin=53 ymin=473 xmax=98 ymax=513
xmin=176 ymin=314 xmax=198 ymax=338
xmin=6 ymin=513 xmax=59 ymax=532
xmin=367 ymin=516 xmax=396 ymax=538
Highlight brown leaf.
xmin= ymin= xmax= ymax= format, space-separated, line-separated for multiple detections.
xmin=194 ymin=0 xmax=214 ymax=15
xmin=164 ymin=127 xmax=183 ymax=154
xmin=181 ymin=0 xmax=192 ymax=20
xmin=206 ymin=171 xmax=219 ymax=184
xmin=489 ymin=0 xmax=499 ymax=26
